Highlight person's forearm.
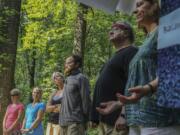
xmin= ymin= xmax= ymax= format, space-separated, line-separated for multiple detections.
xmin=9 ymin=110 xmax=23 ymax=131
xmin=149 ymin=78 xmax=158 ymax=92
xmin=3 ymin=121 xmax=6 ymax=130
xmin=29 ymin=111 xmax=44 ymax=131
xmin=46 ymin=105 xmax=56 ymax=112
xmin=3 ymin=113 xmax=7 ymax=130
xmin=46 ymin=93 xmax=57 ymax=112
xmin=116 ymin=101 xmax=123 ymax=109
xmin=143 ymin=78 xmax=158 ymax=95
xmin=29 ymin=118 xmax=41 ymax=130
xmin=21 ymin=117 xmax=26 ymax=129
xmin=8 ymin=119 xmax=19 ymax=131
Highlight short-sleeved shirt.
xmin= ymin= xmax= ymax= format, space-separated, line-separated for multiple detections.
xmin=91 ymin=46 xmax=138 ymax=125
xmin=5 ymin=103 xmax=24 ymax=130
xmin=125 ymin=28 xmax=173 ymax=127
xmin=25 ymin=102 xmax=45 ymax=135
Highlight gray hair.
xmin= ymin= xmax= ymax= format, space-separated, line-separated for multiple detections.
xmin=10 ymin=88 xmax=21 ymax=96
xmin=51 ymin=72 xmax=65 ymax=82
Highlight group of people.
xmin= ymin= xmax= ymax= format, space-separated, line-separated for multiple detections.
xmin=3 ymin=87 xmax=46 ymax=135
xmin=2 ymin=0 xmax=180 ymax=135
xmin=91 ymin=0 xmax=180 ymax=135
xmin=3 ymin=54 xmax=91 ymax=135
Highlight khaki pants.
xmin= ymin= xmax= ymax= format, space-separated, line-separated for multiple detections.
xmin=60 ymin=123 xmax=85 ymax=135
xmin=99 ymin=122 xmax=129 ymax=135
xmin=46 ymin=123 xmax=61 ymax=135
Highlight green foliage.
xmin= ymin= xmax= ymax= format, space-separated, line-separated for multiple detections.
xmin=16 ymin=0 xmax=77 ymax=93
xmin=87 ymin=128 xmax=99 ymax=135
xmin=15 ymin=0 xmax=145 ymax=133
xmin=0 ymin=6 xmax=17 ymax=43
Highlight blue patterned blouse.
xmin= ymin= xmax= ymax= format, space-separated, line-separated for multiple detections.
xmin=125 ymin=28 xmax=173 ymax=127
xmin=157 ymin=0 xmax=180 ymax=109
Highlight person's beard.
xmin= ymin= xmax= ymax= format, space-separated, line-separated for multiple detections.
xmin=64 ymin=66 xmax=72 ymax=76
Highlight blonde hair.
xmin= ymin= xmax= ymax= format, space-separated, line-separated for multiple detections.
xmin=51 ymin=72 xmax=65 ymax=82
xmin=32 ymin=87 xmax=43 ymax=102
xmin=33 ymin=87 xmax=43 ymax=94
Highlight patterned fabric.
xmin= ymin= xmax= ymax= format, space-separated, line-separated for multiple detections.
xmin=160 ymin=0 xmax=180 ymax=17
xmin=158 ymin=45 xmax=180 ymax=108
xmin=157 ymin=0 xmax=180 ymax=108
xmin=125 ymin=28 xmax=172 ymax=127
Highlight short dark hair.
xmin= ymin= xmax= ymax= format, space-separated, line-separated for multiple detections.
xmin=112 ymin=21 xmax=135 ymax=43
xmin=71 ymin=54 xmax=82 ymax=68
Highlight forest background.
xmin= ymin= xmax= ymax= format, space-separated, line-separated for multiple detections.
xmin=0 ymin=0 xmax=145 ymax=134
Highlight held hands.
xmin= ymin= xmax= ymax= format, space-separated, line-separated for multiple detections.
xmin=88 ymin=122 xmax=98 ymax=129
xmin=21 ymin=128 xmax=31 ymax=134
xmin=96 ymin=101 xmax=122 ymax=115
xmin=116 ymin=85 xmax=150 ymax=104
xmin=96 ymin=86 xmax=150 ymax=115
xmin=3 ymin=127 xmax=14 ymax=135
xmin=115 ymin=115 xmax=127 ymax=131
xmin=3 ymin=128 xmax=11 ymax=135
xmin=53 ymin=104 xmax=60 ymax=113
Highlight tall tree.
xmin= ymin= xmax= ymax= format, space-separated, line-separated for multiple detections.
xmin=73 ymin=3 xmax=88 ymax=70
xmin=0 ymin=0 xmax=21 ymax=133
xmin=26 ymin=50 xmax=36 ymax=88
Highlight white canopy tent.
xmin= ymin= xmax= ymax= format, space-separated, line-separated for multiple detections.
xmin=77 ymin=0 xmax=136 ymax=14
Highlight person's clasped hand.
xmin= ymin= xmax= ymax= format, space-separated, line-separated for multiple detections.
xmin=96 ymin=101 xmax=123 ymax=115
xmin=116 ymin=85 xmax=149 ymax=104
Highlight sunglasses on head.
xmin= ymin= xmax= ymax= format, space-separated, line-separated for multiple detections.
xmin=112 ymin=23 xmax=130 ymax=30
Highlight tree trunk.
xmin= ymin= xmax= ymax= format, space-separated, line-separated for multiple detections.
xmin=25 ymin=50 xmax=36 ymax=103
xmin=73 ymin=3 xmax=88 ymax=70
xmin=26 ymin=50 xmax=36 ymax=88
xmin=0 ymin=0 xmax=21 ymax=134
